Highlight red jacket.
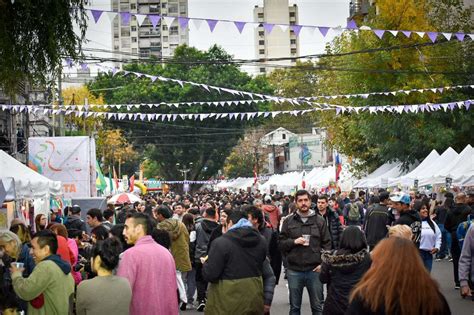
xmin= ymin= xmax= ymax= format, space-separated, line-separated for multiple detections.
xmin=56 ymin=235 xmax=73 ymax=265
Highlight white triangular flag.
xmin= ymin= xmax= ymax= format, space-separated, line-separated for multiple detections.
xmin=135 ymin=14 xmax=147 ymax=26
xmin=278 ymin=24 xmax=289 ymax=32
xmin=389 ymin=30 xmax=398 ymax=36
xmin=442 ymin=33 xmax=452 ymax=40
xmin=106 ymin=12 xmax=118 ymax=23
xmin=163 ymin=16 xmax=176 ymax=26
xmin=192 ymin=19 xmax=203 ymax=30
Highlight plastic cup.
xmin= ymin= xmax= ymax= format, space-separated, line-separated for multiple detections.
xmin=302 ymin=234 xmax=310 ymax=246
xmin=11 ymin=262 xmax=24 ymax=269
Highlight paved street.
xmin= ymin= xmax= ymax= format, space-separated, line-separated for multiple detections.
xmin=187 ymin=258 xmax=473 ymax=315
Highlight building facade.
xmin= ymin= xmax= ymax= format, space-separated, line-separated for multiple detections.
xmin=111 ymin=0 xmax=189 ymax=63
xmin=253 ymin=0 xmax=299 ymax=74
xmin=260 ymin=127 xmax=332 ymax=174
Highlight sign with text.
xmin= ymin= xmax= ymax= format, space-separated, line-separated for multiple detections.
xmin=28 ymin=137 xmax=96 ymax=198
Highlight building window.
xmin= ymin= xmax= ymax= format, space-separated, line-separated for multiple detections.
xmin=162 ymin=2 xmax=167 ymax=8
xmin=258 ymin=13 xmax=264 ymax=19
xmin=132 ymin=37 xmax=137 ymax=42
xmin=150 ymin=5 xmax=159 ymax=13
xmin=258 ymin=31 xmax=264 ymax=37
xmin=259 ymin=49 xmax=265 ymax=55
xmin=130 ymin=3 xmax=136 ymax=10
xmin=162 ymin=25 xmax=168 ymax=31
xmin=290 ymin=39 xmax=296 ymax=45
xmin=163 ymin=36 xmax=168 ymax=42
xmin=259 ymin=40 xmax=264 ymax=45
xmin=170 ymin=26 xmax=179 ymax=35
xmin=168 ymin=4 xmax=178 ymax=14
xmin=132 ymin=48 xmax=137 ymax=54
xmin=290 ymin=21 xmax=295 ymax=25
xmin=131 ymin=26 xmax=137 ymax=32
xmin=260 ymin=68 xmax=266 ymax=73
xmin=291 ymin=48 xmax=297 ymax=54
xmin=282 ymin=134 xmax=286 ymax=140
xmin=289 ymin=12 xmax=296 ymax=17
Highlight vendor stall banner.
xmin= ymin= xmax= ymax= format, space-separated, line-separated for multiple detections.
xmin=28 ymin=137 xmax=95 ymax=199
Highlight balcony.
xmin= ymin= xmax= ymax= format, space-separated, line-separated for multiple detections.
xmin=349 ymin=0 xmax=371 ymax=20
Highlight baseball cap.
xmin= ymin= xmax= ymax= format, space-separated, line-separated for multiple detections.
xmin=389 ymin=192 xmax=411 ymax=205
xmin=264 ymin=195 xmax=272 ymax=202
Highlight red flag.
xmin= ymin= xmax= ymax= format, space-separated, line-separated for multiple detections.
xmin=113 ymin=166 xmax=119 ymax=189
xmin=301 ymin=170 xmax=306 ymax=189
xmin=129 ymin=175 xmax=135 ymax=192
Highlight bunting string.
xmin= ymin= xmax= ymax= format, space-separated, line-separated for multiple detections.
xmin=85 ymin=8 xmax=474 ymax=43
xmin=3 ymin=100 xmax=471 ymax=121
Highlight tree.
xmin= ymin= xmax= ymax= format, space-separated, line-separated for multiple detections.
xmin=96 ymin=129 xmax=139 ymax=177
xmin=61 ymin=85 xmax=106 ymax=136
xmin=0 ymin=1 xmax=87 ymax=94
xmin=269 ymin=0 xmax=473 ymax=172
xmin=223 ymin=130 xmax=268 ymax=178
xmin=89 ymin=45 xmax=273 ymax=180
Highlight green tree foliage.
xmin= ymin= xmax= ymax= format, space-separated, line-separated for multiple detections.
xmin=270 ymin=0 xmax=473 ymax=172
xmin=89 ymin=45 xmax=273 ymax=180
xmin=0 ymin=0 xmax=87 ymax=94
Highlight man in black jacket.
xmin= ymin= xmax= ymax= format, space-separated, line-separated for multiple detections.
xmin=316 ymin=195 xmax=343 ymax=250
xmin=65 ymin=205 xmax=87 ymax=233
xmin=445 ymin=192 xmax=473 ymax=289
xmin=390 ymin=192 xmax=422 ymax=247
xmin=279 ymin=190 xmax=331 ymax=315
xmin=365 ymin=192 xmax=391 ymax=251
xmin=194 ymin=207 xmax=219 ymax=311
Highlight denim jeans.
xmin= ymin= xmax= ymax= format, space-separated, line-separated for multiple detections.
xmin=185 ymin=268 xmax=197 ymax=304
xmin=287 ymin=269 xmax=323 ymax=315
xmin=419 ymin=249 xmax=433 ymax=272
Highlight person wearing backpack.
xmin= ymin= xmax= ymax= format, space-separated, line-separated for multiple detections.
xmin=457 ymin=214 xmax=474 ymax=250
xmin=364 ymin=192 xmax=391 ymax=251
xmin=343 ymin=192 xmax=364 ymax=227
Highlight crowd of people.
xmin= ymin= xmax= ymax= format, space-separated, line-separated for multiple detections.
xmin=0 ymin=188 xmax=473 ymax=315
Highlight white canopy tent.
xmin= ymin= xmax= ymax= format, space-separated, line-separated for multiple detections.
xmin=424 ymin=145 xmax=474 ymax=186
xmin=0 ymin=150 xmax=62 ymax=216
xmin=387 ymin=149 xmax=440 ymax=188
xmin=353 ymin=162 xmax=400 ymax=188
xmin=364 ymin=162 xmax=418 ymax=188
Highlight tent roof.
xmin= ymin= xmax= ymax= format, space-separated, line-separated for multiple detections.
xmin=0 ymin=150 xmax=61 ymax=199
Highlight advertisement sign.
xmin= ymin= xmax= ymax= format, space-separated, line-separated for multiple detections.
xmin=28 ymin=137 xmax=96 ymax=198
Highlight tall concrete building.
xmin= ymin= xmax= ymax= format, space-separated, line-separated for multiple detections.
xmin=111 ymin=0 xmax=189 ymax=63
xmin=254 ymin=0 xmax=299 ymax=74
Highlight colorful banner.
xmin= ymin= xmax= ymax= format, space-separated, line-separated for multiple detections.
xmin=28 ymin=137 xmax=96 ymax=198
xmin=84 ymin=9 xmax=474 ymax=42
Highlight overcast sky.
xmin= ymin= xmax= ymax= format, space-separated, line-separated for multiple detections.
xmin=77 ymin=0 xmax=350 ymax=76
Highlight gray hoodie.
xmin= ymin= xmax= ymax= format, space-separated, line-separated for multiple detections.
xmin=459 ymin=224 xmax=474 ymax=287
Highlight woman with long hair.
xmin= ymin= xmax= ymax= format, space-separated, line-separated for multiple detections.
xmin=34 ymin=214 xmax=47 ymax=233
xmin=415 ymin=201 xmax=441 ymax=272
xmin=347 ymin=237 xmax=451 ymax=315
xmin=320 ymin=226 xmax=371 ymax=315
xmin=50 ymin=224 xmax=81 ymax=284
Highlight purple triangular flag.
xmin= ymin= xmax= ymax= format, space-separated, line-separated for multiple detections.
xmin=318 ymin=27 xmax=329 ymax=37
xmin=448 ymin=103 xmax=456 ymax=110
xmin=263 ymin=23 xmax=275 ymax=34
xmin=65 ymin=58 xmax=73 ymax=68
xmin=455 ymin=33 xmax=465 ymax=41
xmin=427 ymin=32 xmax=438 ymax=43
xmin=81 ymin=63 xmax=88 ymax=71
xmin=91 ymin=10 xmax=103 ymax=24
xmin=178 ymin=17 xmax=190 ymax=29
xmin=206 ymin=19 xmax=218 ymax=32
xmin=290 ymin=25 xmax=303 ymax=36
xmin=148 ymin=15 xmax=160 ymax=28
xmin=346 ymin=19 xmax=357 ymax=29
xmin=121 ymin=12 xmax=131 ymax=26
xmin=465 ymin=101 xmax=471 ymax=110
xmin=402 ymin=31 xmax=411 ymax=38
xmin=336 ymin=107 xmax=342 ymax=115
xmin=374 ymin=30 xmax=385 ymax=39
xmin=234 ymin=21 xmax=246 ymax=33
